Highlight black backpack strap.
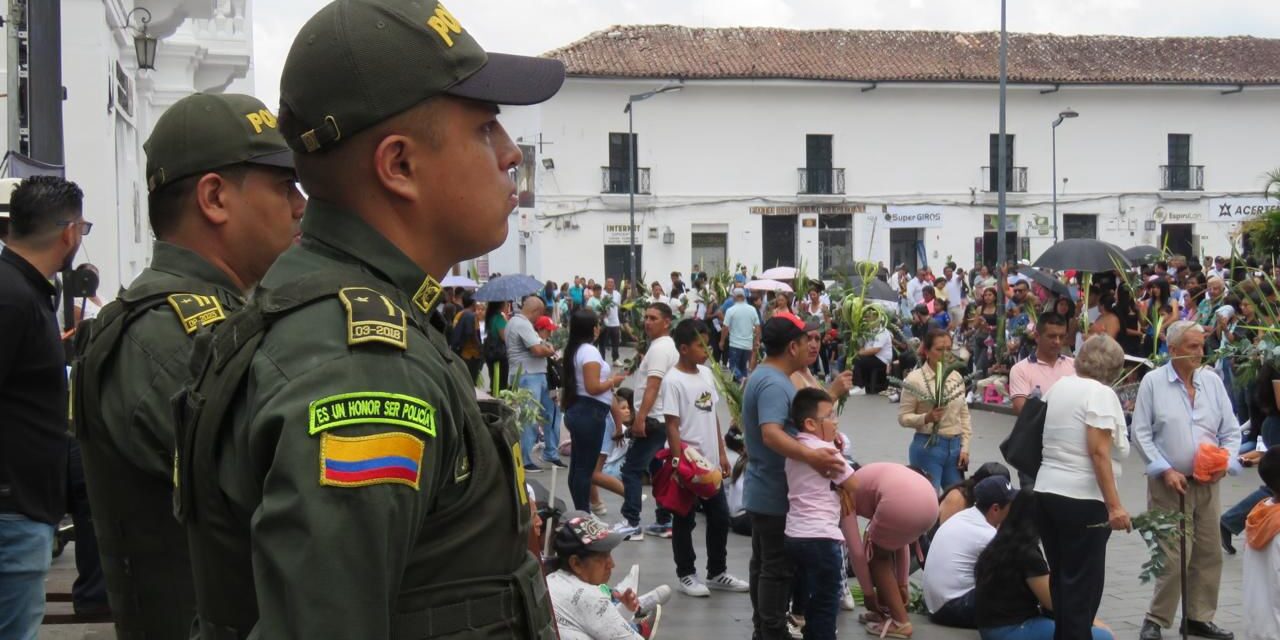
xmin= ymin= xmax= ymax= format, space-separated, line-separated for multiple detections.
xmin=71 ymin=275 xmax=234 ymax=440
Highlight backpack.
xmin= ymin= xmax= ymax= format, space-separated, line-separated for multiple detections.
xmin=483 ymin=320 xmax=507 ymax=363
xmin=70 ymin=276 xmax=232 ymax=439
xmin=999 ymin=396 xmax=1047 ymax=479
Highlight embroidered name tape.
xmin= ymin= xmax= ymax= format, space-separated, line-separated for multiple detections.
xmin=320 ymin=432 xmax=424 ymax=489
xmin=167 ymin=293 xmax=227 ymax=334
xmin=308 ymin=392 xmax=437 ymax=438
xmin=338 ymin=287 xmax=408 ymax=350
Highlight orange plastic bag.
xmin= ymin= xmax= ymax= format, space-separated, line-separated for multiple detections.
xmin=1192 ymin=443 xmax=1229 ymax=483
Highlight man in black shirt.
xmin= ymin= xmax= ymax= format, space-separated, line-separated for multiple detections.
xmin=0 ymin=176 xmax=86 ymax=638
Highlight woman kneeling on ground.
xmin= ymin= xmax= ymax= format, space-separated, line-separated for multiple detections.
xmin=973 ymin=490 xmax=1114 ymax=640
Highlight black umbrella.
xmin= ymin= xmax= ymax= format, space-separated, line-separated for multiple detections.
xmin=1032 ymin=238 xmax=1131 ymax=272
xmin=1123 ymin=245 xmax=1163 ymax=264
xmin=473 ymin=274 xmax=543 ymax=302
xmin=840 ymin=276 xmax=899 ymax=302
xmin=1017 ymin=266 xmax=1071 ymax=297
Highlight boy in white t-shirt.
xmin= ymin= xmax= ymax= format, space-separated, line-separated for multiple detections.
xmin=784 ymin=387 xmax=858 ymax=640
xmin=662 ymin=319 xmax=750 ymax=598
xmin=1243 ymin=447 xmax=1280 ymax=640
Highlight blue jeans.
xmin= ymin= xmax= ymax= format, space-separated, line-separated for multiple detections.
xmin=908 ymin=432 xmax=963 ymax=493
xmin=564 ymin=398 xmax=610 ymax=511
xmin=0 ymin=513 xmax=55 ymax=640
xmin=785 ymin=538 xmax=843 ymax=640
xmin=1222 ymin=486 xmax=1274 ymax=535
xmin=620 ymin=418 xmax=671 ymax=527
xmin=517 ymin=373 xmax=561 ymax=464
xmin=980 ymin=617 xmax=1113 ymax=640
xmin=728 ymin=347 xmax=751 ymax=382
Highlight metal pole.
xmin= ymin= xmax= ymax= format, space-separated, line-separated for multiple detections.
xmin=628 ymin=102 xmax=636 ymax=294
xmin=996 ymin=0 xmax=1008 ymax=309
xmin=1052 ymin=123 xmax=1058 ymax=242
xmin=1180 ymin=492 xmax=1188 ymax=640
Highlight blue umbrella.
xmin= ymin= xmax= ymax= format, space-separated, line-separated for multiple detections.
xmin=473 ymin=274 xmax=543 ymax=302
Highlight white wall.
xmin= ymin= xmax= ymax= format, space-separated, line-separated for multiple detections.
xmin=512 ymin=77 xmax=1280 ymax=283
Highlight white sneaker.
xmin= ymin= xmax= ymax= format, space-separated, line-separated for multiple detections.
xmin=849 ymin=387 xmax=866 ymax=396
xmin=705 ymin=572 xmax=749 ymax=592
xmin=637 ymin=584 xmax=672 ymax=614
xmin=591 ymin=501 xmax=608 ymax=518
xmin=677 ymin=574 xmax=711 ymax=597
xmin=887 ymin=392 xmax=901 ymax=403
xmin=841 ymin=590 xmax=856 ymax=611
xmin=612 ymin=522 xmax=643 ymax=541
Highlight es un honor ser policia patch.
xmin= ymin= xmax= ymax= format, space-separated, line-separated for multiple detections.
xmin=309 ymin=392 xmax=437 ymax=490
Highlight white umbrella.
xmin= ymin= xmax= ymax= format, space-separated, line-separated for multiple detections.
xmin=759 ymin=266 xmax=798 ymax=280
xmin=441 ymin=274 xmax=479 ymax=289
xmin=746 ymin=279 xmax=793 ymax=293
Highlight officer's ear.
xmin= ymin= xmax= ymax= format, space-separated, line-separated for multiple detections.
xmin=193 ymin=169 xmax=247 ymax=226
xmin=371 ymin=132 xmax=422 ymax=203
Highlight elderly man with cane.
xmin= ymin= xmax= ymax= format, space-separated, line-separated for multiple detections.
xmin=1132 ymin=321 xmax=1240 ymax=640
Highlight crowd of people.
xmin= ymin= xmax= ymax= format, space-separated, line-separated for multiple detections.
xmin=442 ymin=251 xmax=1280 ymax=640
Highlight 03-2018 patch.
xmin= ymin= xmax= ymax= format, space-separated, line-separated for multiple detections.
xmin=338 ymin=287 xmax=407 ymax=349
xmin=320 ymin=431 xmax=424 ymax=489
xmin=308 ymin=391 xmax=437 ymax=438
xmin=167 ymin=293 xmax=227 ymax=334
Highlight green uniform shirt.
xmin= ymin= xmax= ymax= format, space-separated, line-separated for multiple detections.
xmin=77 ymin=241 xmax=243 ymax=638
xmin=96 ymin=242 xmax=243 ymax=479
xmin=199 ymin=200 xmax=543 ymax=638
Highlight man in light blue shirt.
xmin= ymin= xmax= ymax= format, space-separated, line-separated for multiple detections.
xmin=719 ymin=288 xmax=760 ymax=382
xmin=1131 ymin=321 xmax=1239 ymax=640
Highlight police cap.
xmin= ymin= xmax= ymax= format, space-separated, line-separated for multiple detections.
xmin=279 ymin=0 xmax=566 ymax=154
xmin=144 ymin=93 xmax=294 ymax=193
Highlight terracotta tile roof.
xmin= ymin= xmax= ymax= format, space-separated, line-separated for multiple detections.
xmin=544 ymin=26 xmax=1280 ymax=85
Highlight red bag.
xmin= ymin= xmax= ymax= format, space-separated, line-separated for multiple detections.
xmin=653 ymin=445 xmax=724 ymax=515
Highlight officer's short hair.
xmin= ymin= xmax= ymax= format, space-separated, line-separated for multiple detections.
xmin=9 ymin=176 xmax=83 ymax=243
xmin=147 ymin=165 xmax=251 ymax=239
xmin=278 ymin=99 xmax=443 ymax=201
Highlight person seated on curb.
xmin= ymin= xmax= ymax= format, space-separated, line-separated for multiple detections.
xmin=924 ymin=476 xmax=1017 ymax=629
xmin=974 ymin=491 xmax=1114 ymax=640
xmin=937 ymin=462 xmax=1013 ymax=525
xmin=547 ymin=512 xmax=669 ymax=639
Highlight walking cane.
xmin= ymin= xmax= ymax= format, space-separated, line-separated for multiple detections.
xmin=1179 ymin=491 xmax=1188 ymax=640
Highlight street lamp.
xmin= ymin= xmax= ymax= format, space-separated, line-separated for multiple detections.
xmin=623 ymin=82 xmax=682 ymax=293
xmin=126 ymin=7 xmax=158 ymax=70
xmin=1051 ymin=108 xmax=1079 ymax=242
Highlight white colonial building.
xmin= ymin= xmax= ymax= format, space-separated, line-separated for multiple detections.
xmin=1 ymin=0 xmax=255 ymax=297
xmin=489 ymin=26 xmax=1280 ymax=285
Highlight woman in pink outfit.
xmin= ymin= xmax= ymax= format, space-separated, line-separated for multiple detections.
xmin=842 ymin=462 xmax=939 ymax=638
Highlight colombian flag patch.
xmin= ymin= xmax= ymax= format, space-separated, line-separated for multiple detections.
xmin=320 ymin=432 xmax=424 ymax=490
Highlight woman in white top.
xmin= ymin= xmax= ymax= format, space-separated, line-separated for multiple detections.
xmin=1035 ymin=335 xmax=1133 ymax=640
xmin=547 ymin=512 xmax=662 ymax=640
xmin=562 ymin=308 xmax=627 ymax=511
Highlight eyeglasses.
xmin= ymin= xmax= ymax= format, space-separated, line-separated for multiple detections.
xmin=817 ymin=412 xmax=838 ymax=423
xmin=57 ymin=220 xmax=93 ymax=236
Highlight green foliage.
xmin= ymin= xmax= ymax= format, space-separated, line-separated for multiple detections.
xmin=890 ymin=358 xmax=971 ymax=445
xmin=706 ymin=349 xmax=744 ymax=428
xmin=1090 ymin=509 xmax=1187 ymax=584
xmin=497 ymin=385 xmax=544 ymax=429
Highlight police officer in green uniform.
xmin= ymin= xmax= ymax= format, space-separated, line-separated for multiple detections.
xmin=173 ymin=1 xmax=565 ymax=638
xmin=71 ymin=93 xmax=302 ymax=638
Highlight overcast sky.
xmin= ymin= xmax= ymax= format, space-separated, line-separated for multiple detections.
xmin=251 ymin=0 xmax=1280 ymax=111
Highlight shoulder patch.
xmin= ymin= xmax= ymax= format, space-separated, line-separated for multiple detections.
xmin=320 ymin=432 xmax=424 ymax=489
xmin=412 ymin=276 xmax=443 ymax=314
xmin=308 ymin=391 xmax=437 ymax=438
xmin=339 ymin=287 xmax=408 ymax=349
xmin=166 ymin=293 xmax=228 ymax=334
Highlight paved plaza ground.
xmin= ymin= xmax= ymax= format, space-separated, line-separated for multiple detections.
xmin=41 ymin=392 xmax=1257 ymax=639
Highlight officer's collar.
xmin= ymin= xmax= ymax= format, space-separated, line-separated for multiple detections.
xmin=299 ymin=200 xmax=441 ymax=312
xmin=150 ymin=241 xmax=243 ymax=294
